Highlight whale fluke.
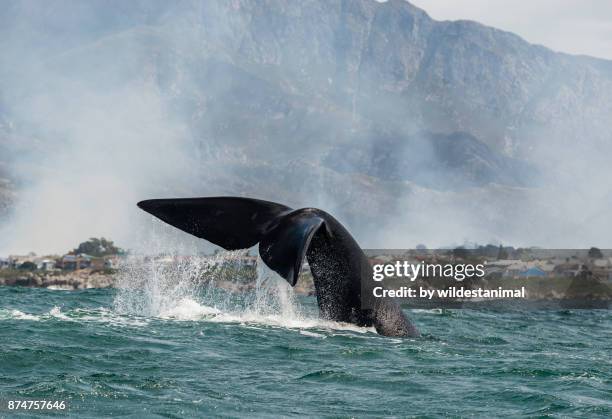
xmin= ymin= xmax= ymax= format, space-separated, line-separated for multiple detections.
xmin=137 ymin=197 xmax=291 ymax=251
xmin=137 ymin=196 xmax=419 ymax=337
xmin=259 ymin=210 xmax=327 ymax=286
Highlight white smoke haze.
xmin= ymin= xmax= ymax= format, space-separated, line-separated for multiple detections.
xmin=0 ymin=3 xmax=206 ymax=254
xmin=0 ymin=0 xmax=611 ymax=255
xmin=0 ymin=77 xmax=199 ymax=254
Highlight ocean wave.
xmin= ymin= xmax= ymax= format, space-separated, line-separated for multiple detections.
xmin=0 ymin=308 xmax=41 ymax=321
xmin=154 ymin=297 xmax=375 ymax=335
xmin=0 ymin=297 xmax=375 ymax=337
xmin=0 ymin=306 xmax=150 ymax=327
xmin=46 ymin=285 xmax=75 ymax=291
xmin=158 ymin=298 xmax=222 ymax=320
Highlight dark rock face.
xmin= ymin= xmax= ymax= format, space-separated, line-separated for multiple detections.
xmin=0 ymin=270 xmax=115 ymax=289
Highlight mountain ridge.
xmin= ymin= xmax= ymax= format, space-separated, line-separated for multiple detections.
xmin=0 ymin=0 xmax=610 ymax=247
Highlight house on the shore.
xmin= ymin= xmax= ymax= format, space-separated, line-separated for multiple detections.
xmin=103 ymin=255 xmax=122 ymax=269
xmin=8 ymin=253 xmax=38 ymax=269
xmin=2 ymin=254 xmax=57 ymax=270
xmin=519 ymin=266 xmax=547 ymax=277
xmin=537 ymin=262 xmax=555 ymax=275
xmin=59 ymin=254 xmax=93 ymax=270
xmin=503 ymin=262 xmax=527 ymax=278
xmin=57 ymin=253 xmax=121 ymax=271
xmin=8 ymin=253 xmax=36 ymax=269
xmin=90 ymin=257 xmax=107 ymax=270
xmin=487 ymin=259 xmax=523 ymax=268
xmin=553 ymin=263 xmax=586 ymax=278
xmin=586 ymin=258 xmax=612 ymax=280
xmin=36 ymin=258 xmax=56 ymax=271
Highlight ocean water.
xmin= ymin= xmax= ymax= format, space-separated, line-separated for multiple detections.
xmin=1 ymin=259 xmax=611 ymax=418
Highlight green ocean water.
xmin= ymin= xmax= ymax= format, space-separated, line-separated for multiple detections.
xmin=1 ymin=281 xmax=611 ymax=418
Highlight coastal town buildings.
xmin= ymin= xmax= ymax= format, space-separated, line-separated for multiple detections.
xmin=1 ymin=249 xmax=611 ymax=282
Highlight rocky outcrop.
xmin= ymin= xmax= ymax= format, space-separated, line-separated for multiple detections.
xmin=0 ymin=269 xmax=115 ymax=289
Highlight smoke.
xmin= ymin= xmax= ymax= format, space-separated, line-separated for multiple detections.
xmin=0 ymin=0 xmax=611 ymax=255
xmin=0 ymin=70 xmax=202 ymax=253
xmin=0 ymin=0 xmax=358 ymax=255
xmin=0 ymin=2 xmax=205 ymax=254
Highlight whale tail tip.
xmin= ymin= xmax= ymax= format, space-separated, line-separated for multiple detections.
xmin=137 ymin=197 xmax=325 ymax=286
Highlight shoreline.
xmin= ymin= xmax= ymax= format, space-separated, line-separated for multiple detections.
xmin=0 ymin=269 xmax=115 ymax=289
xmin=1 ymin=269 xmax=609 ymax=304
xmin=0 ymin=269 xmax=317 ymax=295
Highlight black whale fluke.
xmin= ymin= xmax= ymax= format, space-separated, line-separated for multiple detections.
xmin=137 ymin=197 xmax=291 ymax=250
xmin=137 ymin=196 xmax=419 ymax=337
xmin=259 ymin=210 xmax=327 ymax=286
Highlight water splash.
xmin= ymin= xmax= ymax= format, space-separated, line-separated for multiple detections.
xmin=112 ymin=247 xmax=373 ymax=334
xmin=113 ymin=249 xmax=250 ymax=317
xmin=249 ymin=255 xmax=304 ymax=320
xmin=113 ymin=248 xmax=304 ymax=321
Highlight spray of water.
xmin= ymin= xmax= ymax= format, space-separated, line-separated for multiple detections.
xmin=113 ymin=248 xmax=310 ymax=324
xmin=112 ymin=240 xmax=371 ymax=334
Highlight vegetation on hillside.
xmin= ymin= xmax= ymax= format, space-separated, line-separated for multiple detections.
xmin=72 ymin=238 xmax=124 ymax=257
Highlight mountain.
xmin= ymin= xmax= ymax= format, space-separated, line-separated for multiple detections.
xmin=0 ymin=114 xmax=13 ymax=217
xmin=325 ymin=131 xmax=539 ymax=189
xmin=0 ymin=0 xmax=611 ymax=247
xmin=3 ymin=0 xmax=612 ymax=153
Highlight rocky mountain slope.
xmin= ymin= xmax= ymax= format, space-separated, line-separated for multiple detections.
xmin=2 ymin=1 xmax=611 ymax=156
xmin=0 ymin=0 xmax=610 ymax=246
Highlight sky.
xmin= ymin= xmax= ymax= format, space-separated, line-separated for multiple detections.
xmin=410 ymin=0 xmax=612 ymax=60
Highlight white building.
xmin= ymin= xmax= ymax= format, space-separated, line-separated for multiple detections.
xmin=36 ymin=259 xmax=56 ymax=271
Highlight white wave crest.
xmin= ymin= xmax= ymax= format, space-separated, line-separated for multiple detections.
xmin=158 ymin=298 xmax=221 ymax=320
xmin=0 ymin=309 xmax=41 ymax=321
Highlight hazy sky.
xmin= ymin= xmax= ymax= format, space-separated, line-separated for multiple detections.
xmin=410 ymin=0 xmax=612 ymax=60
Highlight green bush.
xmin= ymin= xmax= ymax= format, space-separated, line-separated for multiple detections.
xmin=18 ymin=261 xmax=37 ymax=271
xmin=73 ymin=238 xmax=124 ymax=257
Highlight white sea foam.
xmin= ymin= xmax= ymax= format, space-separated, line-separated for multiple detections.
xmin=0 ymin=309 xmax=40 ymax=321
xmin=300 ymin=330 xmax=326 ymax=338
xmin=49 ymin=306 xmax=69 ymax=320
xmin=158 ymin=298 xmax=221 ymax=320
xmin=112 ymin=249 xmax=377 ymax=336
xmin=153 ymin=296 xmax=373 ymax=334
xmin=412 ymin=308 xmax=444 ymax=314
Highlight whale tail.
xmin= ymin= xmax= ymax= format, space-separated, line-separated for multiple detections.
xmin=138 ymin=196 xmax=420 ymax=337
xmin=137 ymin=197 xmax=324 ymax=285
